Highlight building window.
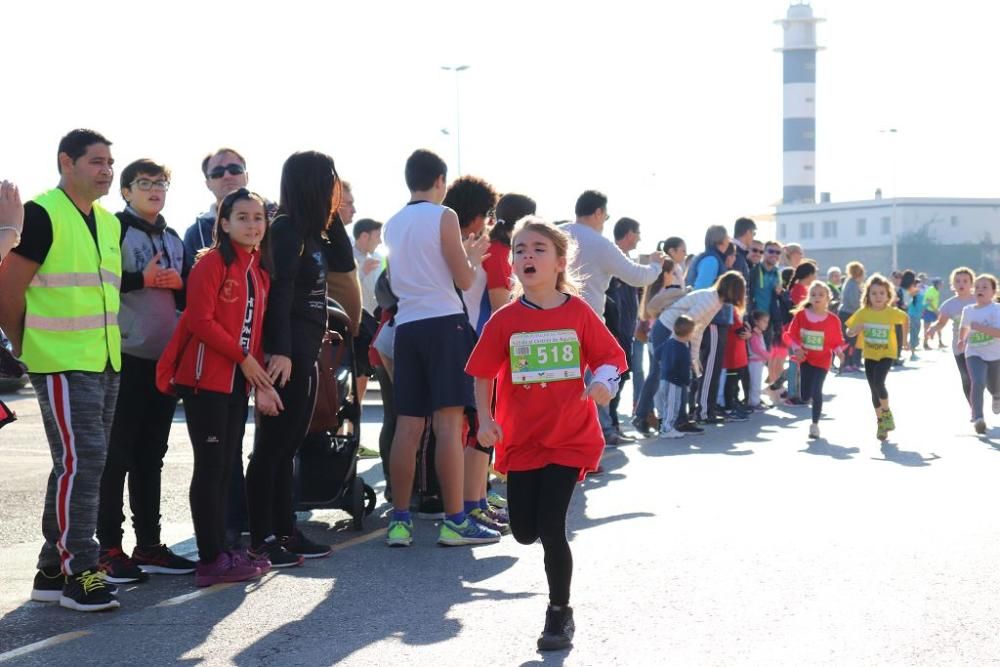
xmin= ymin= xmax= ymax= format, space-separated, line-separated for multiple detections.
xmin=857 ymin=218 xmax=867 ymax=236
xmin=800 ymin=221 xmax=815 ymax=240
xmin=881 ymin=216 xmax=891 ymax=235
xmin=779 ymin=223 xmax=787 ymax=239
xmin=951 ymin=215 xmax=959 ymax=227
xmin=822 ymin=220 xmax=838 ymax=238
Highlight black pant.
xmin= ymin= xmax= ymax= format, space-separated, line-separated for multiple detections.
xmin=97 ymin=354 xmax=178 ymax=548
xmin=724 ymin=366 xmax=750 ymax=409
xmin=864 ymin=357 xmax=894 ymax=409
xmin=374 ymin=364 xmax=396 ymax=495
xmin=955 ymin=353 xmax=973 ymax=407
xmin=183 ymin=383 xmax=249 ymax=563
xmin=799 ymin=361 xmax=828 ymax=424
xmin=507 ymin=464 xmax=579 ymax=607
xmin=697 ymin=324 xmax=728 ymax=419
xmin=246 ymin=360 xmax=318 ymax=546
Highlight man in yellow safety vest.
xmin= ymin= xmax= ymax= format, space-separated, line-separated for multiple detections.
xmin=0 ymin=129 xmax=123 ymax=612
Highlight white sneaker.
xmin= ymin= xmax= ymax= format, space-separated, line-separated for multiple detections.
xmin=808 ymin=423 xmax=820 ymax=439
xmin=992 ymin=396 xmax=1000 ymax=415
xmin=659 ymin=428 xmax=685 ymax=439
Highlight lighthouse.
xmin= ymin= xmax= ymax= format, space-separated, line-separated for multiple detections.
xmin=776 ymin=3 xmax=824 ymax=204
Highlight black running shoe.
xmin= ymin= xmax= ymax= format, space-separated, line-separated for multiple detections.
xmin=98 ymin=547 xmax=149 ymax=583
xmin=60 ymin=569 xmax=120 ymax=612
xmin=630 ymin=415 xmax=655 ymax=437
xmin=31 ymin=566 xmax=64 ymax=602
xmin=132 ymin=544 xmax=197 ymax=575
xmin=249 ymin=540 xmax=304 ymax=569
xmin=416 ymin=495 xmax=445 ymax=520
xmin=537 ymin=605 xmax=575 ymax=651
xmin=283 ymin=530 xmax=332 ymax=559
xmin=675 ymin=421 xmax=705 ymax=435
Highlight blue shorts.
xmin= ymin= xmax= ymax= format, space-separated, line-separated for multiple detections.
xmin=921 ymin=310 xmax=937 ymax=323
xmin=393 ymin=313 xmax=475 ymax=417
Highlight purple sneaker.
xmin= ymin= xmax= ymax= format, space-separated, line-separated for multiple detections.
xmin=195 ymin=552 xmax=261 ymax=587
xmin=232 ymin=548 xmax=272 ymax=576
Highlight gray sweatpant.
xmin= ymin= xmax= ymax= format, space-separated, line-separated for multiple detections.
xmin=30 ymin=368 xmax=120 ymax=575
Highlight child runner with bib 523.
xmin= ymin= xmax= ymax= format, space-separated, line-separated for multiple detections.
xmin=958 ymin=274 xmax=1000 ymax=435
xmin=846 ymin=274 xmax=908 ymax=441
xmin=466 ymin=218 xmax=626 ymax=652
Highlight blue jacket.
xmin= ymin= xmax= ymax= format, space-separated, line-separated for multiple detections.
xmin=661 ymin=336 xmax=692 ymax=386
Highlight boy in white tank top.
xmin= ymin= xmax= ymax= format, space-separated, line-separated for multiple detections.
xmin=381 ymin=150 xmax=500 ymax=547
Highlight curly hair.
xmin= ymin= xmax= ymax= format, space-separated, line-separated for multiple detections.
xmin=443 ymin=175 xmax=499 ymax=230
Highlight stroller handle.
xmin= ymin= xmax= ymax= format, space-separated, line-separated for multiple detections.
xmin=326 ymin=297 xmax=352 ymax=333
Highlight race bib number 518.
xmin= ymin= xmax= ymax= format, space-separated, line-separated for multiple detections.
xmin=510 ymin=329 xmax=582 ymax=385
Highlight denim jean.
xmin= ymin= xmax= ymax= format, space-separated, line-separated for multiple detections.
xmin=634 ymin=321 xmax=670 ymax=421
xmin=966 ymin=355 xmax=1000 ymax=421
xmin=631 ymin=338 xmax=646 ymax=411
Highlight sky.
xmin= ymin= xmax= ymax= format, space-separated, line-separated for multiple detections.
xmin=2 ymin=0 xmax=998 ymax=252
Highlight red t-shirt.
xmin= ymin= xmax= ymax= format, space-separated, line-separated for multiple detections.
xmin=465 ymin=295 xmax=627 ymax=479
xmin=482 ymin=240 xmax=513 ymax=291
xmin=723 ymin=312 xmax=749 ymax=370
xmin=785 ymin=309 xmax=845 ymax=370
xmin=789 ymin=283 xmax=809 ymax=310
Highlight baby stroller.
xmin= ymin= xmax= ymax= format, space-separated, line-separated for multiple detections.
xmin=293 ymin=299 xmax=377 ymax=530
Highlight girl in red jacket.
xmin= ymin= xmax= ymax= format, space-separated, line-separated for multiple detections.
xmin=157 ymin=188 xmax=280 ymax=587
xmin=466 ymin=218 xmax=626 ymax=652
xmin=785 ymin=281 xmax=845 ymax=439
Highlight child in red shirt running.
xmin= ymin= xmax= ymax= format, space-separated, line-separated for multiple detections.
xmin=466 ymin=217 xmax=626 ymax=652
xmin=785 ymin=281 xmax=845 ymax=439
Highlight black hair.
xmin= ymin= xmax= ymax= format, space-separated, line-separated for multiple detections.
xmin=491 ymin=193 xmax=536 ymax=246
xmin=734 ymin=217 xmax=756 ymax=239
xmin=574 ymin=190 xmax=608 ymax=217
xmin=900 ymin=269 xmax=917 ymax=289
xmin=57 ymin=129 xmax=111 ymax=174
xmin=443 ymin=175 xmax=499 ymax=230
xmin=658 ymin=236 xmax=686 ymax=254
xmin=613 ymin=217 xmax=640 ymax=241
xmin=211 ymin=188 xmax=272 ymax=271
xmin=404 ymin=149 xmax=447 ymax=192
xmin=278 ymin=151 xmax=340 ymax=238
xmin=751 ymin=310 xmax=770 ymax=326
xmin=119 ymin=159 xmax=170 ymax=200
xmin=787 ymin=259 xmax=818 ymax=293
xmin=352 ymin=218 xmax=383 ymax=241
xmin=724 ymin=243 xmax=736 ymax=257
xmin=201 ymin=147 xmax=246 ymax=178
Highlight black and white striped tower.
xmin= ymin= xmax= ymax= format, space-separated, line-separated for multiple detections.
xmin=776 ymin=3 xmax=824 ymax=204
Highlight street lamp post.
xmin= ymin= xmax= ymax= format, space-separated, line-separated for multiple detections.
xmin=881 ymin=128 xmax=899 ymax=271
xmin=441 ymin=65 xmax=470 ymax=176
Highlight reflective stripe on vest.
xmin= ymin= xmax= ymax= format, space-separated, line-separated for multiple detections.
xmin=20 ymin=188 xmax=122 ymax=374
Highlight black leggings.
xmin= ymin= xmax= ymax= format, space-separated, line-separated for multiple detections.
xmin=697 ymin=324 xmax=728 ymax=419
xmin=507 ymin=464 xmax=579 ymax=607
xmin=182 ymin=384 xmax=249 ymax=563
xmin=799 ymin=361 xmax=828 ymax=424
xmin=955 ymin=353 xmax=973 ymax=407
xmin=864 ymin=357 xmax=894 ymax=409
xmin=724 ymin=366 xmax=750 ymax=409
xmin=246 ymin=360 xmax=318 ymax=546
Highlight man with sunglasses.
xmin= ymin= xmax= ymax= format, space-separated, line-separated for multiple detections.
xmin=748 ymin=239 xmax=765 ymax=269
xmin=181 ymin=148 xmax=250 ymax=274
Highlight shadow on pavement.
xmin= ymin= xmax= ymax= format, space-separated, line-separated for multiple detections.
xmin=871 ymin=442 xmax=941 ymax=467
xmin=520 ymin=650 xmax=572 ymax=666
xmin=799 ymin=438 xmax=861 ymax=460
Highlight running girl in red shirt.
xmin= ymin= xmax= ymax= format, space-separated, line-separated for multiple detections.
xmin=466 ymin=217 xmax=626 ymax=652
xmin=785 ymin=281 xmax=845 ymax=439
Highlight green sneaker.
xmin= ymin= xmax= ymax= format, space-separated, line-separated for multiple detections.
xmin=357 ymin=446 xmax=380 ymax=460
xmin=487 ymin=491 xmax=507 ymax=509
xmin=882 ymin=409 xmax=896 ymax=432
xmin=876 ymin=416 xmax=888 ymax=441
xmin=437 ymin=518 xmax=502 ymax=546
xmin=386 ymin=520 xmax=413 ymax=547
xmin=469 ymin=508 xmax=511 ymax=535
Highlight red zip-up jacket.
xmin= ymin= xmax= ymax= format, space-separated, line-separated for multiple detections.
xmin=156 ymin=244 xmax=269 ymax=396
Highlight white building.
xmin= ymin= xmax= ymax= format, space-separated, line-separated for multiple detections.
xmin=775 ymin=195 xmax=1000 ymax=274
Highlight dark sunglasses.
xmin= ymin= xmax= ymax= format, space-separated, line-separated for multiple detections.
xmin=766 ymin=249 xmax=782 ymax=255
xmin=749 ymin=248 xmax=764 ymax=254
xmin=208 ymin=163 xmax=246 ymax=179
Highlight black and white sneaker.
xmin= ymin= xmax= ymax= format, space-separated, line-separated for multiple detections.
xmin=537 ymin=605 xmax=575 ymax=651
xmin=98 ymin=547 xmax=149 ymax=583
xmin=675 ymin=421 xmax=705 ymax=435
xmin=416 ymin=495 xmax=445 ymax=520
xmin=132 ymin=544 xmax=197 ymax=575
xmin=31 ymin=566 xmax=65 ymax=602
xmin=249 ymin=539 xmax=304 ymax=569
xmin=60 ymin=569 xmax=120 ymax=612
xmin=283 ymin=531 xmax=332 ymax=559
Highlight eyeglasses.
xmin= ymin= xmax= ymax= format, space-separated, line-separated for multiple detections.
xmin=130 ymin=178 xmax=170 ymax=191
xmin=749 ymin=248 xmax=763 ymax=254
xmin=208 ymin=163 xmax=246 ymax=179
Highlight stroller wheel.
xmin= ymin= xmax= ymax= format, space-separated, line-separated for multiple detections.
xmin=363 ymin=484 xmax=377 ymax=516
xmin=350 ymin=476 xmax=364 ymax=531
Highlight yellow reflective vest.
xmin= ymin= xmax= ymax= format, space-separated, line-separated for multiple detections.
xmin=20 ymin=188 xmax=122 ymax=373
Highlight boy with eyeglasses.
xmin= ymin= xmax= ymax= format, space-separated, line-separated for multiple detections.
xmin=181 ymin=148 xmax=250 ymax=274
xmin=96 ymin=159 xmax=195 ymax=583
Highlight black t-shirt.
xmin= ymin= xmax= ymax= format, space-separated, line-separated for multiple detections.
xmin=321 ymin=220 xmax=356 ymax=273
xmin=14 ymin=196 xmax=143 ymax=292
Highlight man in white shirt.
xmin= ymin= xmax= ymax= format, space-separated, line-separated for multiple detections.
xmin=352 ymin=219 xmax=383 ymax=316
xmin=564 ymin=190 xmax=664 ymax=445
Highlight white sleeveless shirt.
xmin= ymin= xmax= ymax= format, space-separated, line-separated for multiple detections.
xmin=383 ymin=201 xmax=465 ymax=326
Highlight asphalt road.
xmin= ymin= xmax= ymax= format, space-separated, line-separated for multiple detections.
xmin=2 ymin=348 xmax=1000 ymax=666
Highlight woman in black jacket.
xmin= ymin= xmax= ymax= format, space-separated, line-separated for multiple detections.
xmin=245 ymin=151 xmax=355 ymax=567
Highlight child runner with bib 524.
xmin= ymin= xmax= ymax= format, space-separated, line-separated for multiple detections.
xmin=958 ymin=274 xmax=1000 ymax=435
xmin=846 ymin=274 xmax=908 ymax=441
xmin=466 ymin=218 xmax=626 ymax=652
